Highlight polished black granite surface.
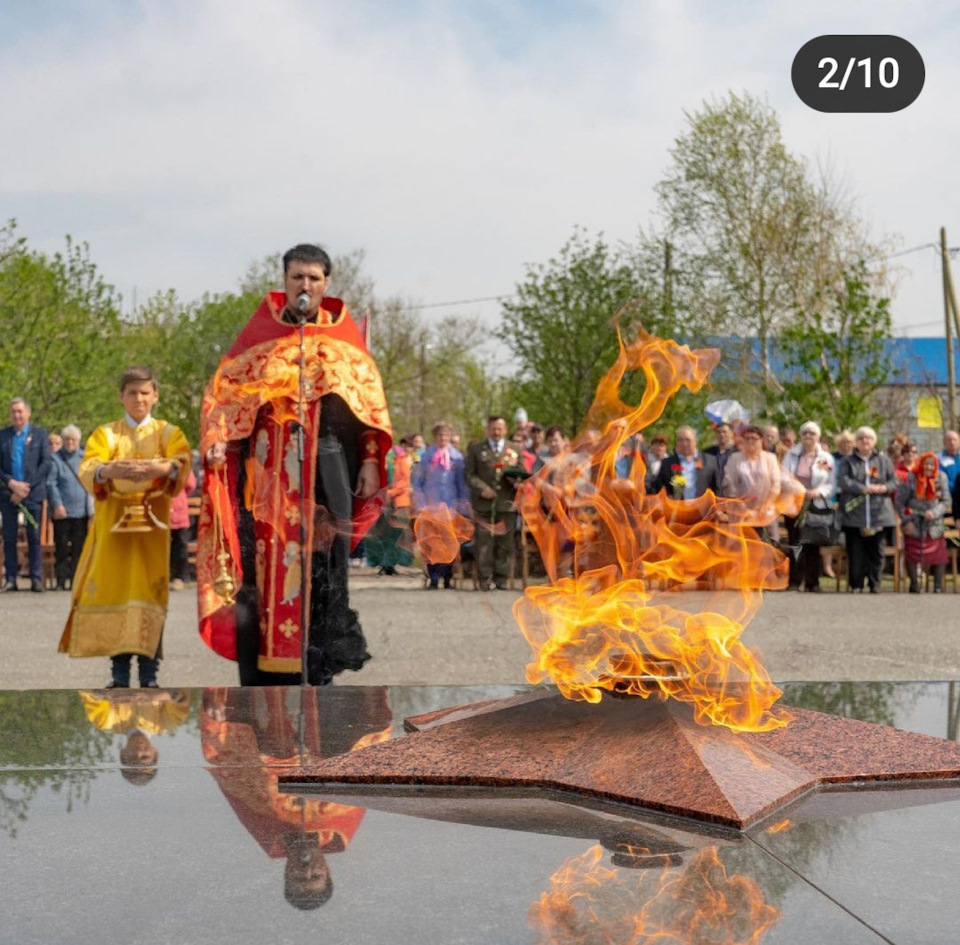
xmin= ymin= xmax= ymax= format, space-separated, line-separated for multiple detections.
xmin=2 ymin=681 xmax=960 ymax=944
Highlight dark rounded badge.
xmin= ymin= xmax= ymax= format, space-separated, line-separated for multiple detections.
xmin=792 ymin=35 xmax=924 ymax=112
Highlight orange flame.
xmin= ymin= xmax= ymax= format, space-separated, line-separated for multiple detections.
xmin=530 ymin=844 xmax=780 ymax=945
xmin=413 ymin=504 xmax=475 ymax=565
xmin=764 ymin=819 xmax=794 ymax=835
xmin=515 ymin=328 xmax=802 ymax=733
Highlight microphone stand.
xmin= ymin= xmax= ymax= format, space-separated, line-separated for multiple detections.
xmin=296 ymin=305 xmax=310 ymax=688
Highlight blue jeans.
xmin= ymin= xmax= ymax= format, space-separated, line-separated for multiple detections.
xmin=1 ymin=497 xmax=42 ymax=582
xmin=111 ymin=654 xmax=160 ymax=686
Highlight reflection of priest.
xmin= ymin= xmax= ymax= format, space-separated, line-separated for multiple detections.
xmin=198 ymin=244 xmax=392 ymax=686
xmin=80 ymin=688 xmax=192 ymax=786
xmin=201 ymin=686 xmax=391 ymax=909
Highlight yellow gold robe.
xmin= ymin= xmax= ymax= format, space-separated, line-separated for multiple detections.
xmin=80 ymin=689 xmax=192 ymax=734
xmin=58 ymin=418 xmax=191 ymax=659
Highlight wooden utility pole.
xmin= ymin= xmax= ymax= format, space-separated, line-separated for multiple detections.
xmin=942 ymin=229 xmax=960 ymax=348
xmin=942 ymin=227 xmax=957 ymax=430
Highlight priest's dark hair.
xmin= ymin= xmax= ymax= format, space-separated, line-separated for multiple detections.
xmin=283 ymin=243 xmax=333 ymax=277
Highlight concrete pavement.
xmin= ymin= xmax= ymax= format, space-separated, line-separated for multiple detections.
xmin=1 ymin=567 xmax=958 ymax=689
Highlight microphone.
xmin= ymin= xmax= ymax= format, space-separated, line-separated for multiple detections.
xmin=295 ymin=292 xmax=311 ymax=315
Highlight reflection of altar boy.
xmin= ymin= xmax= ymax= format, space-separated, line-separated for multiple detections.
xmin=201 ymin=687 xmax=391 ymax=909
xmin=59 ymin=368 xmax=191 ymax=688
xmin=80 ymin=687 xmax=192 ymax=785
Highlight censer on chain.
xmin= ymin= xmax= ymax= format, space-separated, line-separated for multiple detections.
xmin=211 ymin=466 xmax=236 ymax=605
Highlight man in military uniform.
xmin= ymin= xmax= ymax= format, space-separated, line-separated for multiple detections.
xmin=465 ymin=416 xmax=518 ymax=590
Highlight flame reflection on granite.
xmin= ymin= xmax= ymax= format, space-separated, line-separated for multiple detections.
xmin=1 ymin=682 xmax=960 ymax=943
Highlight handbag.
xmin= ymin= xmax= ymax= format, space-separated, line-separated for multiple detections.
xmin=799 ymin=504 xmax=838 ymax=546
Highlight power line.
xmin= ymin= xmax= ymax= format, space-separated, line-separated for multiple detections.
xmin=874 ymin=242 xmax=959 ymax=262
xmin=390 ymin=242 xmax=958 ymax=314
xmin=881 ymin=242 xmax=938 ymax=260
xmin=395 ymin=293 xmax=513 ymax=313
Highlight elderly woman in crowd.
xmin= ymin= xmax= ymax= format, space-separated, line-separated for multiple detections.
xmin=895 ymin=442 xmax=918 ymax=483
xmin=722 ymin=425 xmax=781 ymax=538
xmin=781 ymin=421 xmax=836 ymax=592
xmin=828 ymin=430 xmax=856 ymax=580
xmin=531 ymin=425 xmax=570 ymax=477
xmin=837 ymin=426 xmax=898 ymax=593
xmin=887 ymin=433 xmax=908 ymax=464
xmin=510 ymin=429 xmax=537 ymax=474
xmin=412 ymin=422 xmax=469 ymax=589
xmin=46 ymin=424 xmax=93 ymax=590
xmin=833 ymin=429 xmax=854 ymax=463
xmin=896 ymin=451 xmax=952 ymax=593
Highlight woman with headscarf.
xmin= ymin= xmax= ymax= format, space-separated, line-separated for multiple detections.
xmin=412 ymin=422 xmax=469 ymax=589
xmin=837 ymin=426 xmax=898 ymax=593
xmin=896 ymin=451 xmax=951 ymax=593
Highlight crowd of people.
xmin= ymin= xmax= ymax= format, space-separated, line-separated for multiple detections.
xmin=10 ymin=397 xmax=957 ymax=605
xmin=637 ymin=419 xmax=958 ymax=594
xmin=0 ymin=397 xmax=200 ymax=597
xmin=2 ymin=243 xmax=397 ymax=691
xmin=359 ymin=415 xmax=574 ymax=591
xmin=363 ymin=413 xmax=960 ymax=597
xmin=2 ymin=242 xmax=956 ymax=696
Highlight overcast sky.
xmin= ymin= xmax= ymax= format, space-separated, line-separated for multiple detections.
xmin=2 ymin=0 xmax=957 ymax=336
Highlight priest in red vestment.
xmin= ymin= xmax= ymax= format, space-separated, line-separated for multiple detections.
xmin=197 ymin=244 xmax=392 ymax=685
xmin=201 ymin=686 xmax=392 ymax=908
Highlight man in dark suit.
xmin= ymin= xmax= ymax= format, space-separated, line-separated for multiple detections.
xmin=0 ymin=397 xmax=53 ymax=591
xmin=464 ymin=415 xmax=517 ymax=590
xmin=652 ymin=425 xmax=721 ymax=500
xmin=703 ymin=422 xmax=736 ymax=486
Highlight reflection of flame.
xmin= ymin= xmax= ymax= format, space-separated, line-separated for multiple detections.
xmin=530 ymin=844 xmax=780 ymax=945
xmin=515 ymin=329 xmax=802 ymax=733
xmin=413 ymin=504 xmax=475 ymax=564
xmin=350 ymin=728 xmax=393 ymax=751
xmin=764 ymin=819 xmax=794 ymax=835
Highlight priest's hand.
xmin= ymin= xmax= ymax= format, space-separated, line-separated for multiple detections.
xmin=357 ymin=462 xmax=379 ymax=498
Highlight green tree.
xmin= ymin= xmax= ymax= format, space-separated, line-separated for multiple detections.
xmin=653 ymin=91 xmax=884 ymax=402
xmin=499 ymin=229 xmax=660 ymax=435
xmin=123 ymin=288 xmax=259 ymax=442
xmin=0 ymin=691 xmax=112 ymax=838
xmin=372 ymin=304 xmax=499 ymax=440
xmin=776 ymin=263 xmax=895 ymax=434
xmin=0 ymin=220 xmax=125 ymax=432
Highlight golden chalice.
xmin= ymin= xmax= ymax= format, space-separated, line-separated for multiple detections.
xmin=110 ymin=462 xmax=169 ymax=534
